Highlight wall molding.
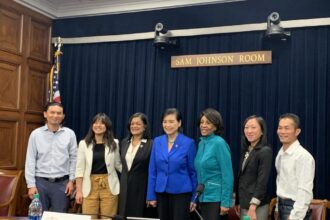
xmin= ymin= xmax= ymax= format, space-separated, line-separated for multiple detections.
xmin=14 ymin=0 xmax=243 ymax=19
xmin=52 ymin=17 xmax=330 ymax=44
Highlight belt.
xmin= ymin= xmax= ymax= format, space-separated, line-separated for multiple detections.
xmin=278 ymin=198 xmax=295 ymax=206
xmin=278 ymin=198 xmax=312 ymax=217
xmin=38 ymin=175 xmax=69 ymax=183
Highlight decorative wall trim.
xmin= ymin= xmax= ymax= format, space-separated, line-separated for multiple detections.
xmin=51 ymin=17 xmax=330 ymax=44
xmin=14 ymin=0 xmax=243 ymax=19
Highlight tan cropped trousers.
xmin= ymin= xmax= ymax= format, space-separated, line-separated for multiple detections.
xmin=82 ymin=174 xmax=118 ymax=219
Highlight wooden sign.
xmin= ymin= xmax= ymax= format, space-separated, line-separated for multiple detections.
xmin=171 ymin=51 xmax=272 ymax=68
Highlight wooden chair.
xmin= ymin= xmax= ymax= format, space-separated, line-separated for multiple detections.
xmin=268 ymin=198 xmax=328 ymax=220
xmin=229 ymin=193 xmax=240 ymax=220
xmin=0 ymin=169 xmax=22 ymax=216
xmin=228 ymin=205 xmax=240 ymax=220
xmin=268 ymin=197 xmax=277 ymax=220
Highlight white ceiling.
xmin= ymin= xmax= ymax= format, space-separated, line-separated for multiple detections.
xmin=14 ymin=0 xmax=240 ymax=19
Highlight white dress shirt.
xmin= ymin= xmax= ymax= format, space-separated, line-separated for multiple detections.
xmin=275 ymin=140 xmax=315 ymax=220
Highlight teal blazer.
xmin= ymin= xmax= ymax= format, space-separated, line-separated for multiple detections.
xmin=194 ymin=134 xmax=234 ymax=207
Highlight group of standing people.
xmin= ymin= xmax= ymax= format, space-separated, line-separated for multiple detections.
xmin=25 ymin=102 xmax=315 ymax=220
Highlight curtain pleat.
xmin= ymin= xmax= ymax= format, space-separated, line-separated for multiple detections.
xmin=60 ymin=26 xmax=330 ymax=199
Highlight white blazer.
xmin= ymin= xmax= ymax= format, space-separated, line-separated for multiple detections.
xmin=75 ymin=139 xmax=122 ymax=197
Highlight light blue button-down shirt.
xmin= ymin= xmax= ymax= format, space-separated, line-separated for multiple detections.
xmin=25 ymin=124 xmax=77 ymax=188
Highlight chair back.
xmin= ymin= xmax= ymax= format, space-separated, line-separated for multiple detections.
xmin=268 ymin=198 xmax=328 ymax=220
xmin=228 ymin=206 xmax=240 ymax=220
xmin=0 ymin=169 xmax=22 ymax=216
xmin=310 ymin=199 xmax=327 ymax=220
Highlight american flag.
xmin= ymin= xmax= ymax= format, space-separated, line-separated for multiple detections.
xmin=48 ymin=50 xmax=62 ymax=103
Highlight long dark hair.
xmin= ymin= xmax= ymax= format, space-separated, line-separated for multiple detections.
xmin=126 ymin=112 xmax=151 ymax=139
xmin=199 ymin=108 xmax=224 ymax=136
xmin=241 ymin=115 xmax=268 ymax=151
xmin=84 ymin=113 xmax=116 ymax=152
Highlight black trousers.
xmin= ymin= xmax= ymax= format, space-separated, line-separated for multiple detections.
xmin=200 ymin=202 xmax=228 ymax=220
xmin=278 ymin=198 xmax=312 ymax=220
xmin=156 ymin=192 xmax=191 ymax=220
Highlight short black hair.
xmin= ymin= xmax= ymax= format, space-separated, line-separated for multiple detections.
xmin=199 ymin=108 xmax=224 ymax=136
xmin=44 ymin=102 xmax=63 ymax=112
xmin=162 ymin=108 xmax=183 ymax=132
xmin=279 ymin=113 xmax=300 ymax=129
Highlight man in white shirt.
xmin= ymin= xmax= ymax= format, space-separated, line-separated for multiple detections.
xmin=275 ymin=113 xmax=315 ymax=220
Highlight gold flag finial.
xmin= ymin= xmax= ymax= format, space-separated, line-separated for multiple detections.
xmin=55 ymin=37 xmax=62 ymax=52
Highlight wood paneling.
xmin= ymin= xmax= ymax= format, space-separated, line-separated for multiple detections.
xmin=27 ymin=68 xmax=48 ymax=113
xmin=0 ymin=120 xmax=18 ymax=168
xmin=0 ymin=7 xmax=23 ymax=54
xmin=29 ymin=19 xmax=51 ymax=62
xmin=21 ymin=122 xmax=43 ymax=164
xmin=0 ymin=61 xmax=21 ymax=110
xmin=0 ymin=0 xmax=52 ymax=216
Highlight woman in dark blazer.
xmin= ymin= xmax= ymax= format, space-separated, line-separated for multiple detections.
xmin=118 ymin=113 xmax=156 ymax=218
xmin=147 ymin=108 xmax=197 ymax=220
xmin=237 ymin=115 xmax=273 ymax=220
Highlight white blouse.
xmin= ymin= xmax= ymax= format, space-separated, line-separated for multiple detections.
xmin=125 ymin=141 xmax=140 ymax=171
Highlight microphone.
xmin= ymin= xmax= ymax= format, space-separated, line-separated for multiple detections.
xmin=194 ymin=209 xmax=204 ymax=220
xmin=193 ymin=184 xmax=205 ymax=220
xmin=193 ymin=184 xmax=205 ymax=202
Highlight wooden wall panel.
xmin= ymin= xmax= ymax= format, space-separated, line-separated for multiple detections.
xmin=0 ymin=7 xmax=23 ymax=54
xmin=21 ymin=122 xmax=43 ymax=164
xmin=0 ymin=0 xmax=52 ymax=215
xmin=0 ymin=61 xmax=21 ymax=110
xmin=0 ymin=120 xmax=18 ymax=168
xmin=27 ymin=68 xmax=48 ymax=113
xmin=29 ymin=19 xmax=51 ymax=62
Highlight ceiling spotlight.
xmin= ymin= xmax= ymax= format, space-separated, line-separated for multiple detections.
xmin=154 ymin=23 xmax=177 ymax=49
xmin=265 ymin=12 xmax=290 ymax=40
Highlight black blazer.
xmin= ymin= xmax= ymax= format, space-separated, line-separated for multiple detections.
xmin=118 ymin=137 xmax=153 ymax=218
xmin=237 ymin=143 xmax=273 ymax=209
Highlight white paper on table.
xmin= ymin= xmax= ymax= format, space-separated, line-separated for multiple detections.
xmin=42 ymin=211 xmax=92 ymax=220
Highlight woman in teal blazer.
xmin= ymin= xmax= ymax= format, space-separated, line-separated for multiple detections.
xmin=147 ymin=108 xmax=197 ymax=220
xmin=194 ymin=108 xmax=234 ymax=220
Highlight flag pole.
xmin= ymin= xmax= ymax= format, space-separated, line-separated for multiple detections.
xmin=49 ymin=36 xmax=63 ymax=103
xmin=55 ymin=36 xmax=62 ymax=53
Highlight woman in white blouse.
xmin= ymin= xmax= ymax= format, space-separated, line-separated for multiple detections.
xmin=118 ymin=113 xmax=156 ymax=218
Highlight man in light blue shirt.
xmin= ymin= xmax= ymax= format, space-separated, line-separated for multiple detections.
xmin=25 ymin=102 xmax=77 ymax=212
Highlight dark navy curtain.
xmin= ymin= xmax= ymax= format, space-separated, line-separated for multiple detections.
xmin=59 ymin=26 xmax=330 ymax=200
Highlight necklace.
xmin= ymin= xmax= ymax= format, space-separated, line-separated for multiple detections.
xmin=131 ymin=138 xmax=141 ymax=147
xmin=167 ymin=133 xmax=177 ymax=144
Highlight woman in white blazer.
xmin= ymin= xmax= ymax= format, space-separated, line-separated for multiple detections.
xmin=75 ymin=113 xmax=122 ymax=219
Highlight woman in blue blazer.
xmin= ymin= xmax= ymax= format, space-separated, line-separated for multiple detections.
xmin=194 ymin=108 xmax=234 ymax=220
xmin=147 ymin=108 xmax=197 ymax=220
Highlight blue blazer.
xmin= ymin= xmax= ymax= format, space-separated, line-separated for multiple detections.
xmin=147 ymin=133 xmax=197 ymax=201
